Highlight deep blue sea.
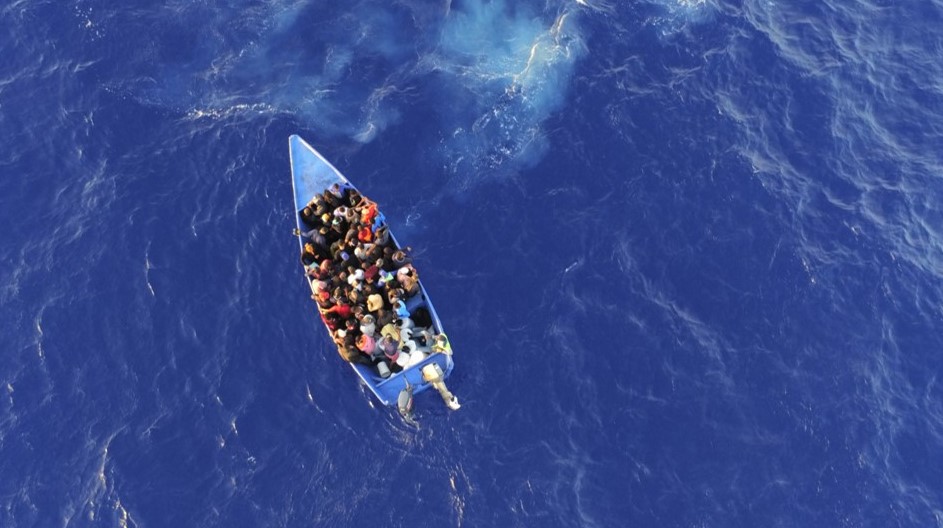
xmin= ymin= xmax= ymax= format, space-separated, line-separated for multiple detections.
xmin=3 ymin=0 xmax=943 ymax=526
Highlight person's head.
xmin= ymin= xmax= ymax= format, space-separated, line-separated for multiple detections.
xmin=303 ymin=206 xmax=312 ymax=216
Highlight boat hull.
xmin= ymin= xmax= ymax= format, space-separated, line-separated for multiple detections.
xmin=288 ymin=135 xmax=455 ymax=406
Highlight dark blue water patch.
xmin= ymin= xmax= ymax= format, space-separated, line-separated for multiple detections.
xmin=4 ymin=0 xmax=943 ymax=526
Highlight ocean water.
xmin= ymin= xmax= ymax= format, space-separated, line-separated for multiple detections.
xmin=2 ymin=0 xmax=943 ymax=526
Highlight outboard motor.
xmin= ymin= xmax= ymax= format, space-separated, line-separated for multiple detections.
xmin=397 ymin=381 xmax=417 ymax=425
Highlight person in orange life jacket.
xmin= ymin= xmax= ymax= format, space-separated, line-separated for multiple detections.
xmin=311 ymin=279 xmax=329 ymax=299
xmin=314 ymin=289 xmax=331 ymax=309
xmin=361 ymin=201 xmax=378 ymax=226
xmin=357 ymin=225 xmax=373 ymax=243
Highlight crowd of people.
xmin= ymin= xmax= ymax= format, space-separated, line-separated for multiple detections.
xmin=298 ymin=182 xmax=451 ymax=378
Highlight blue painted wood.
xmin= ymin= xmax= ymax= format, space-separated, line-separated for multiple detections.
xmin=288 ymin=135 xmax=455 ymax=406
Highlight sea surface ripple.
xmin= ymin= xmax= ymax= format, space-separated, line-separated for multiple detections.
xmin=1 ymin=0 xmax=942 ymax=527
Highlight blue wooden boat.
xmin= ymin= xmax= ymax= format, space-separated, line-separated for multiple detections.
xmin=288 ymin=135 xmax=459 ymax=412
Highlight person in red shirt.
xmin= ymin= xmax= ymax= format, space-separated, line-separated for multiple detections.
xmin=323 ymin=302 xmax=352 ymax=319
